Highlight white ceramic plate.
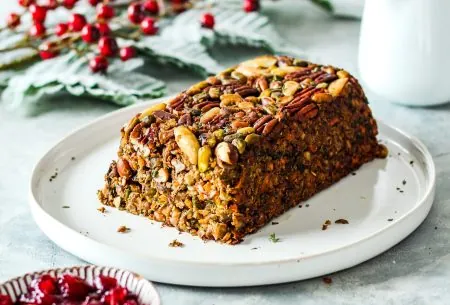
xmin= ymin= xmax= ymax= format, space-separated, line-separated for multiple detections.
xmin=0 ymin=266 xmax=160 ymax=305
xmin=30 ymin=98 xmax=436 ymax=287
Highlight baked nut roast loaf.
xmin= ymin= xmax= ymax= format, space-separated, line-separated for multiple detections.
xmin=98 ymin=55 xmax=388 ymax=244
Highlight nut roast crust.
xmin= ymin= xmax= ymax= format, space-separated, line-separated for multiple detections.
xmin=98 ymin=55 xmax=388 ymax=244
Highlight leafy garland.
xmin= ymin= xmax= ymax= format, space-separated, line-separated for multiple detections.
xmin=0 ymin=0 xmax=333 ymax=112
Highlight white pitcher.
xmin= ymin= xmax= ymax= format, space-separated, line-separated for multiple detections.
xmin=358 ymin=0 xmax=450 ymax=106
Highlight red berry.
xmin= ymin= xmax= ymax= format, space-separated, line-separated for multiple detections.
xmin=31 ymin=274 xmax=58 ymax=295
xmin=18 ymin=0 xmax=34 ymax=7
xmin=101 ymin=287 xmax=128 ymax=305
xmin=69 ymin=13 xmax=87 ymax=32
xmin=96 ymin=23 xmax=110 ymax=36
xmin=140 ymin=17 xmax=158 ymax=35
xmin=7 ymin=13 xmax=21 ymax=29
xmin=96 ymin=4 xmax=115 ymax=20
xmin=30 ymin=4 xmax=47 ymax=23
xmin=0 ymin=295 xmax=13 ymax=305
xmin=55 ymin=23 xmax=69 ymax=36
xmin=29 ymin=23 xmax=46 ymax=37
xmin=94 ymin=275 xmax=117 ymax=291
xmin=98 ymin=36 xmax=118 ymax=57
xmin=127 ymin=3 xmax=143 ymax=24
xmin=63 ymin=0 xmax=78 ymax=9
xmin=89 ymin=56 xmax=108 ymax=73
xmin=58 ymin=274 xmax=93 ymax=300
xmin=243 ymin=0 xmax=259 ymax=12
xmin=20 ymin=292 xmax=60 ymax=305
xmin=119 ymin=47 xmax=135 ymax=61
xmin=143 ymin=0 xmax=159 ymax=14
xmin=81 ymin=24 xmax=100 ymax=43
xmin=200 ymin=13 xmax=215 ymax=29
xmin=123 ymin=300 xmax=137 ymax=305
xmin=88 ymin=0 xmax=100 ymax=6
xmin=43 ymin=0 xmax=58 ymax=10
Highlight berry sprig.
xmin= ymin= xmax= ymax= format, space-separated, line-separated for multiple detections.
xmin=4 ymin=0 xmax=261 ymax=73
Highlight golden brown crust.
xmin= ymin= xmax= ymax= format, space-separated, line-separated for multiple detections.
xmin=98 ymin=55 xmax=387 ymax=244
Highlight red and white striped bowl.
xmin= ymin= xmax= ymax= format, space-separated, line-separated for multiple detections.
xmin=0 ymin=265 xmax=160 ymax=305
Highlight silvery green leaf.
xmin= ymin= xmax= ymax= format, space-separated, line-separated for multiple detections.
xmin=2 ymin=52 xmax=166 ymax=110
xmin=311 ymin=0 xmax=364 ymax=18
xmin=165 ymin=4 xmax=306 ymax=58
xmin=135 ymin=36 xmax=224 ymax=76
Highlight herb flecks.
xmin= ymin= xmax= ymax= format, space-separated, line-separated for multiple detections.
xmin=268 ymin=233 xmax=280 ymax=243
xmin=271 ymin=221 xmax=279 ymax=225
xmin=62 ymin=205 xmax=70 ymax=209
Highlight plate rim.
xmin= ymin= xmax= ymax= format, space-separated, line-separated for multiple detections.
xmin=29 ymin=97 xmax=437 ymax=268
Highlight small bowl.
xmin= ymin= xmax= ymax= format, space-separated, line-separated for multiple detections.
xmin=0 ymin=265 xmax=160 ymax=305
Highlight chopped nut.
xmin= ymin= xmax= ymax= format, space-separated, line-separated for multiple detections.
xmin=200 ymin=107 xmax=221 ymax=124
xmin=282 ymin=80 xmax=300 ymax=96
xmin=322 ymin=219 xmax=331 ymax=230
xmin=232 ymin=138 xmax=246 ymax=154
xmin=322 ymin=277 xmax=332 ymax=284
xmin=337 ymin=70 xmax=349 ymax=78
xmin=138 ymin=103 xmax=166 ymax=120
xmin=117 ymin=225 xmax=130 ymax=233
xmin=117 ymin=158 xmax=132 ymax=178
xmin=238 ymin=101 xmax=254 ymax=110
xmin=215 ymin=142 xmax=239 ymax=167
xmin=169 ymin=239 xmax=184 ymax=247
xmin=208 ymin=87 xmax=220 ymax=99
xmin=154 ymin=168 xmax=169 ymax=183
xmin=328 ymin=78 xmax=348 ymax=97
xmin=237 ymin=127 xmax=255 ymax=136
xmin=244 ymin=133 xmax=261 ymax=145
xmin=312 ymin=92 xmax=332 ymax=103
xmin=240 ymin=55 xmax=277 ymax=68
xmin=220 ymin=93 xmax=243 ymax=107
xmin=174 ymin=126 xmax=200 ymax=165
xmin=186 ymin=81 xmax=209 ymax=95
xmin=97 ymin=207 xmax=106 ymax=213
xmin=335 ymin=219 xmax=349 ymax=224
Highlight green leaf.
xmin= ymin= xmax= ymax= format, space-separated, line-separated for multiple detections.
xmin=165 ymin=3 xmax=307 ymax=58
xmin=2 ymin=52 xmax=166 ymax=110
xmin=310 ymin=0 xmax=334 ymax=12
xmin=134 ymin=36 xmax=224 ymax=76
